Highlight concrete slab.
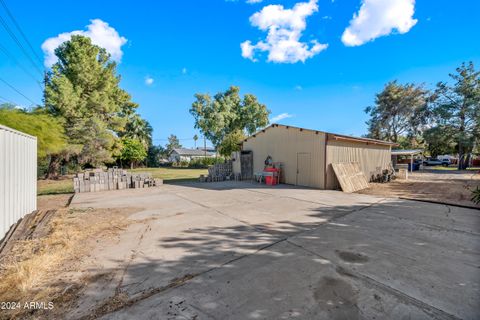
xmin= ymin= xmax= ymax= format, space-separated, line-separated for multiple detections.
xmin=101 ymin=241 xmax=443 ymax=320
xmin=289 ymin=199 xmax=480 ymax=320
xmin=67 ymin=181 xmax=480 ymax=320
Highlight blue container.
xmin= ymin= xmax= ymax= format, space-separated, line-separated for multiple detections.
xmin=408 ymin=162 xmax=420 ymax=171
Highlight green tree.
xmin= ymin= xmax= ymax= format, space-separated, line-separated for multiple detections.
xmin=146 ymin=145 xmax=166 ymax=167
xmin=165 ymin=134 xmax=182 ymax=153
xmin=121 ymin=113 xmax=153 ymax=148
xmin=217 ymin=130 xmax=246 ymax=157
xmin=190 ymin=86 xmax=270 ymax=148
xmin=0 ymin=106 xmax=69 ymax=159
xmin=365 ymin=81 xmax=430 ymax=144
xmin=423 ymin=126 xmax=456 ymax=157
xmin=44 ymin=35 xmax=139 ymax=167
xmin=119 ymin=137 xmax=147 ymax=169
xmin=0 ymin=106 xmax=79 ymax=178
xmin=430 ymin=62 xmax=480 ymax=169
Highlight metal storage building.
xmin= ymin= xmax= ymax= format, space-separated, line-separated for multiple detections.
xmin=0 ymin=125 xmax=37 ymax=240
xmin=240 ymin=124 xmax=396 ymax=189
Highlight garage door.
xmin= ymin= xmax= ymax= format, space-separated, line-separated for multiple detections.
xmin=296 ymin=152 xmax=311 ymax=187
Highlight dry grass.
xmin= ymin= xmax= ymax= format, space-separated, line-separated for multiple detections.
xmin=359 ymin=170 xmax=480 ymax=208
xmin=0 ymin=206 xmax=139 ymax=319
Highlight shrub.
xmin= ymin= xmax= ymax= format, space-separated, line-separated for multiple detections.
xmin=472 ymin=186 xmax=480 ymax=205
xmin=188 ymin=157 xmax=225 ymax=168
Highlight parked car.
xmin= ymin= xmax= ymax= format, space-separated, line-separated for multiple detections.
xmin=423 ymin=158 xmax=450 ymax=166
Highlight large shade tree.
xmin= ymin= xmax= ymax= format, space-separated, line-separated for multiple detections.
xmin=44 ymin=35 xmax=145 ymax=168
xmin=365 ymin=81 xmax=430 ymax=144
xmin=190 ymin=86 xmax=270 ymax=150
xmin=430 ymin=62 xmax=480 ymax=169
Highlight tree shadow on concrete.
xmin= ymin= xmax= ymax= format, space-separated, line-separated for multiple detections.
xmin=36 ymin=186 xmax=478 ymax=320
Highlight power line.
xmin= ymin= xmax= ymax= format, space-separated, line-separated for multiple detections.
xmin=0 ymin=76 xmax=38 ymax=105
xmin=0 ymin=14 xmax=43 ymax=76
xmin=0 ymin=43 xmax=42 ymax=89
xmin=0 ymin=0 xmax=43 ymax=66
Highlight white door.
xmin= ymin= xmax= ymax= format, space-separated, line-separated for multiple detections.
xmin=296 ymin=153 xmax=311 ymax=187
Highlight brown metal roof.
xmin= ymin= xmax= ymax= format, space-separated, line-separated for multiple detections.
xmin=244 ymin=123 xmax=398 ymax=147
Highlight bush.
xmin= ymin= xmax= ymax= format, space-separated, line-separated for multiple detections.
xmin=188 ymin=157 xmax=224 ymax=168
xmin=472 ymin=186 xmax=480 ymax=205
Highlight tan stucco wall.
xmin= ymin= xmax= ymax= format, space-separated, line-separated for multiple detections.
xmin=242 ymin=126 xmax=326 ymax=189
xmin=325 ymin=140 xmax=391 ymax=189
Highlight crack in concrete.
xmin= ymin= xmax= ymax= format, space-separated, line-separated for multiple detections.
xmin=86 ymin=188 xmax=466 ymax=319
xmin=285 ymin=239 xmax=461 ymax=320
xmin=368 ymin=209 xmax=480 ymax=237
xmin=114 ymin=223 xmax=152 ymax=296
xmin=90 ymin=192 xmax=383 ymax=318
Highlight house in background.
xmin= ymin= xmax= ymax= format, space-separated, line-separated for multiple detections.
xmin=168 ymin=148 xmax=216 ymax=162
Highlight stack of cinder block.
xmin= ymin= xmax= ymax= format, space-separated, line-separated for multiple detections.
xmin=73 ymin=168 xmax=163 ymax=193
xmin=201 ymin=162 xmax=233 ymax=182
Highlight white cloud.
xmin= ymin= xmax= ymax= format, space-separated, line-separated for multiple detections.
xmin=294 ymin=85 xmax=303 ymax=90
xmin=182 ymin=67 xmax=187 ymax=74
xmin=41 ymin=19 xmax=127 ymax=67
xmin=341 ymin=0 xmax=417 ymax=47
xmin=270 ymin=113 xmax=294 ymax=123
xmin=241 ymin=0 xmax=327 ymax=63
xmin=145 ymin=76 xmax=154 ymax=86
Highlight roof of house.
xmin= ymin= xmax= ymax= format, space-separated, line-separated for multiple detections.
xmin=243 ymin=123 xmax=399 ymax=147
xmin=170 ymin=148 xmax=216 ymax=156
xmin=391 ymin=149 xmax=423 ymax=156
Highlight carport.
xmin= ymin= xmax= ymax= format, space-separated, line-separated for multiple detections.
xmin=391 ymin=149 xmax=423 ymax=172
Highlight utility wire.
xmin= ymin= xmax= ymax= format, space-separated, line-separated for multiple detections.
xmin=0 ymin=0 xmax=43 ymax=66
xmin=0 ymin=76 xmax=38 ymax=105
xmin=0 ymin=43 xmax=42 ymax=89
xmin=0 ymin=14 xmax=43 ymax=76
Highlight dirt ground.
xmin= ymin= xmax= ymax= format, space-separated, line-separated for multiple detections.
xmin=37 ymin=194 xmax=73 ymax=211
xmin=358 ymin=169 xmax=480 ymax=208
xmin=0 ymin=201 xmax=140 ymax=320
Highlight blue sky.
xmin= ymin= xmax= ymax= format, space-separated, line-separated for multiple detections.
xmin=0 ymin=0 xmax=479 ymax=148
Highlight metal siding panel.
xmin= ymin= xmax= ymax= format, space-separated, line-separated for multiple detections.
xmin=0 ymin=125 xmax=37 ymax=239
xmin=0 ymin=129 xmax=5 ymax=237
xmin=243 ymin=126 xmax=326 ymax=188
xmin=325 ymin=140 xmax=391 ymax=189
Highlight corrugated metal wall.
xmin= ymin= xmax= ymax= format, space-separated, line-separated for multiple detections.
xmin=325 ymin=140 xmax=391 ymax=189
xmin=243 ymin=125 xmax=326 ymax=188
xmin=0 ymin=125 xmax=37 ymax=240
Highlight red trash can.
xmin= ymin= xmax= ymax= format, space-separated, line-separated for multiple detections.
xmin=264 ymin=168 xmax=279 ymax=185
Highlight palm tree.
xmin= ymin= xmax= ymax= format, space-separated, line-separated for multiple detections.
xmin=123 ymin=115 xmax=153 ymax=148
xmin=193 ymin=134 xmax=199 ymax=148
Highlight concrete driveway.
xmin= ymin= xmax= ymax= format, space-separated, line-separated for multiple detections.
xmin=69 ymin=181 xmax=480 ymax=320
